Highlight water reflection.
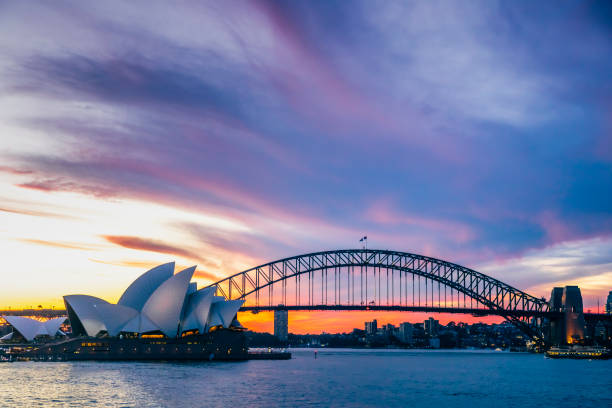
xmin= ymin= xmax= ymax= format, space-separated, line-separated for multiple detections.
xmin=0 ymin=350 xmax=610 ymax=407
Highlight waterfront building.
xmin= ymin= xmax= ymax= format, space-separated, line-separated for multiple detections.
xmin=594 ymin=321 xmax=606 ymax=340
xmin=365 ymin=319 xmax=377 ymax=335
xmin=424 ymin=318 xmax=439 ymax=336
xmin=399 ymin=322 xmax=413 ymax=344
xmin=606 ymin=291 xmax=612 ymax=315
xmin=383 ymin=323 xmax=396 ymax=335
xmin=428 ymin=337 xmax=441 ymax=348
xmin=274 ymin=309 xmax=288 ymax=341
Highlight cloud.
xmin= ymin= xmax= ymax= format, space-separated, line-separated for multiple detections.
xmin=478 ymin=237 xmax=612 ymax=299
xmin=193 ymin=270 xmax=219 ymax=281
xmin=15 ymin=54 xmax=253 ymax=121
xmin=0 ymin=0 xmax=611 ymax=305
xmin=0 ymin=206 xmax=73 ymax=219
xmin=89 ymin=259 xmax=159 ymax=269
xmin=179 ymin=221 xmax=294 ymax=261
xmin=101 ymin=235 xmax=216 ymax=268
xmin=0 ymin=166 xmax=32 ymax=175
xmin=88 ymin=257 xmax=219 ymax=281
xmin=17 ymin=178 xmax=118 ymax=199
xmin=365 ymin=199 xmax=477 ymax=244
xmin=18 ymin=239 xmax=98 ymax=251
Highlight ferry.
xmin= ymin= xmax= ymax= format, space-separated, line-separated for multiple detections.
xmin=545 ymin=346 xmax=611 ymax=360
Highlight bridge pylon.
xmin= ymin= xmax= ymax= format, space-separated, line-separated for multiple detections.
xmin=547 ymin=286 xmax=586 ymax=345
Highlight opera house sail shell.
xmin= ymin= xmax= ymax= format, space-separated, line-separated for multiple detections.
xmin=1 ymin=316 xmax=66 ymax=342
xmin=117 ymin=262 xmax=175 ymax=310
xmin=62 ymin=262 xmax=244 ymax=339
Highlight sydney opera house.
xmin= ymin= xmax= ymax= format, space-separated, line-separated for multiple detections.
xmin=63 ymin=262 xmax=244 ymax=338
xmin=2 ymin=262 xmax=252 ymax=361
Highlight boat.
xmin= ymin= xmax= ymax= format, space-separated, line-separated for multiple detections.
xmin=545 ymin=346 xmax=611 ymax=360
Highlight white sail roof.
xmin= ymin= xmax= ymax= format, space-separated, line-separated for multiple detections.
xmin=34 ymin=324 xmax=48 ymax=338
xmin=2 ymin=316 xmax=67 ymax=341
xmin=63 ymin=295 xmax=109 ymax=337
xmin=0 ymin=332 xmax=13 ymax=341
xmin=121 ymin=314 xmax=140 ymax=333
xmin=117 ymin=262 xmax=175 ymax=311
xmin=43 ymin=317 xmax=67 ymax=337
xmin=94 ymin=303 xmax=138 ymax=337
xmin=120 ymin=312 xmax=159 ymax=334
xmin=3 ymin=316 xmax=42 ymax=341
xmin=207 ymin=310 xmax=223 ymax=328
xmin=138 ymin=313 xmax=160 ymax=333
xmin=181 ymin=286 xmax=216 ymax=333
xmin=208 ymin=300 xmax=245 ymax=329
xmin=141 ymin=266 xmax=196 ymax=337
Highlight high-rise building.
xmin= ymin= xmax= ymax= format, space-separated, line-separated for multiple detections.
xmin=606 ymin=291 xmax=612 ymax=315
xmin=424 ymin=317 xmax=439 ymax=336
xmin=365 ymin=319 xmax=378 ymax=335
xmin=594 ymin=321 xmax=606 ymax=339
xmin=399 ymin=322 xmax=413 ymax=344
xmin=274 ymin=309 xmax=288 ymax=341
xmin=381 ymin=323 xmax=396 ymax=339
xmin=383 ymin=323 xmax=396 ymax=333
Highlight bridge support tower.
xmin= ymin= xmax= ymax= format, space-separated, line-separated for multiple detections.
xmin=548 ymin=286 xmax=586 ymax=345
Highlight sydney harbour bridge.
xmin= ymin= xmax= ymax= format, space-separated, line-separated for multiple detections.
xmin=205 ymin=249 xmax=608 ymax=347
xmin=3 ymin=249 xmax=609 ymax=347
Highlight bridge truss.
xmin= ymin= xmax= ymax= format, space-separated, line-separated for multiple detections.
xmin=207 ymin=249 xmax=550 ymax=344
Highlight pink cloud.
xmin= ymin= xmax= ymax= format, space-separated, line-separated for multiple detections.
xmin=0 ymin=165 xmax=33 ymax=175
xmin=17 ymin=178 xmax=117 ymax=198
xmin=251 ymin=2 xmax=474 ymax=166
xmin=0 ymin=206 xmax=73 ymax=219
xmin=101 ymin=235 xmax=219 ymax=272
xmin=536 ymin=211 xmax=574 ymax=244
xmin=366 ymin=199 xmax=477 ymax=244
xmin=18 ymin=239 xmax=97 ymax=250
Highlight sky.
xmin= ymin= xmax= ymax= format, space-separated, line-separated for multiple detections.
xmin=0 ymin=1 xmax=611 ymax=334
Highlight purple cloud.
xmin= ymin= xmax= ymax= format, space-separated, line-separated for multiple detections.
xmin=0 ymin=0 xmax=610 ymax=296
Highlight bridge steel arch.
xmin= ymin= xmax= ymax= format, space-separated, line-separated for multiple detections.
xmin=207 ymin=249 xmax=550 ymax=344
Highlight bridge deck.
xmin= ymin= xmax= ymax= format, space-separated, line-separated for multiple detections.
xmin=240 ymin=305 xmax=560 ymax=317
xmin=1 ymin=309 xmax=609 ymax=321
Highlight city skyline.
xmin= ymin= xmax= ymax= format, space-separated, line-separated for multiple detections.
xmin=1 ymin=1 xmax=611 ymax=334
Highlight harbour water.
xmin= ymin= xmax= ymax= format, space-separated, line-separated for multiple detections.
xmin=0 ymin=349 xmax=610 ymax=407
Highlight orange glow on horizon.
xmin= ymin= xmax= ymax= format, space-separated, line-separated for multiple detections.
xmin=238 ymin=311 xmax=505 ymax=334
